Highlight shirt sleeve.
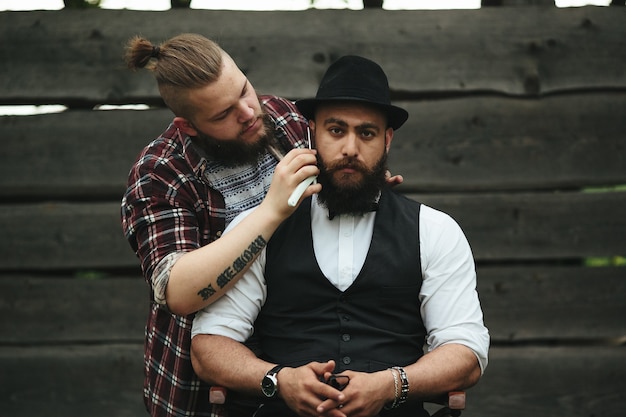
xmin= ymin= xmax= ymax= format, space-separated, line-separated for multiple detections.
xmin=121 ymin=158 xmax=206 ymax=287
xmin=419 ymin=205 xmax=490 ymax=373
xmin=191 ymin=208 xmax=268 ymax=342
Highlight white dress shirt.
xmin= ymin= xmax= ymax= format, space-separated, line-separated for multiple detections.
xmin=192 ymin=194 xmax=489 ymax=372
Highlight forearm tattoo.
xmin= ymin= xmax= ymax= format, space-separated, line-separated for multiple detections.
xmin=197 ymin=235 xmax=267 ymax=301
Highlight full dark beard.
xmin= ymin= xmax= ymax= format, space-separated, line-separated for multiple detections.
xmin=191 ymin=115 xmax=275 ymax=168
xmin=316 ymin=152 xmax=388 ymax=217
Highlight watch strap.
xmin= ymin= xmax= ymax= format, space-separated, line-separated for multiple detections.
xmin=266 ymin=364 xmax=284 ymax=377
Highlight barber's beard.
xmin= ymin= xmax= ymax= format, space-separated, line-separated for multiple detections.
xmin=191 ymin=114 xmax=275 ymax=168
xmin=316 ymin=153 xmax=388 ymax=217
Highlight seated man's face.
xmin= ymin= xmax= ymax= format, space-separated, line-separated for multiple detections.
xmin=312 ymin=102 xmax=393 ymax=215
xmin=312 ymin=101 xmax=391 ymax=190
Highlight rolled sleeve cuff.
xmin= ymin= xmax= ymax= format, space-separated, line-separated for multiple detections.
xmin=191 ymin=311 xmax=252 ymax=343
xmin=150 ymin=251 xmax=186 ymax=307
xmin=428 ymin=325 xmax=490 ymax=374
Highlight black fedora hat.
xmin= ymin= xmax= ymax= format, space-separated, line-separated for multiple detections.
xmin=296 ymin=55 xmax=408 ymax=130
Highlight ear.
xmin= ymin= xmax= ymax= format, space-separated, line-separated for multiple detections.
xmin=385 ymin=127 xmax=394 ymax=153
xmin=173 ymin=117 xmax=198 ymax=137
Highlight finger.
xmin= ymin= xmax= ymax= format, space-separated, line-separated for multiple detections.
xmin=315 ymin=383 xmax=345 ymax=407
xmin=282 ymin=148 xmax=316 ymax=165
xmin=308 ymin=359 xmax=336 ymax=376
xmin=318 ymin=407 xmax=348 ymax=417
xmin=386 ymin=174 xmax=403 ymax=186
xmin=293 ymin=182 xmax=322 ymax=207
xmin=281 ymin=152 xmax=318 ymax=183
xmin=316 ymin=398 xmax=345 ymax=415
xmin=287 ymin=176 xmax=318 ymax=207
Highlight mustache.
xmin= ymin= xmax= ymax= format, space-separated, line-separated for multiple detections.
xmin=324 ymin=157 xmax=369 ymax=174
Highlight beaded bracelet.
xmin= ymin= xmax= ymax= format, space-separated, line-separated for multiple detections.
xmin=383 ymin=368 xmax=400 ymax=409
xmin=392 ymin=366 xmax=409 ymax=406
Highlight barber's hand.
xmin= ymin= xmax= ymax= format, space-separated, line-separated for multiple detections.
xmin=316 ymin=369 xmax=392 ymax=417
xmin=385 ymin=170 xmax=404 ymax=186
xmin=262 ymin=148 xmax=321 ymax=219
xmin=277 ymin=360 xmax=345 ymax=417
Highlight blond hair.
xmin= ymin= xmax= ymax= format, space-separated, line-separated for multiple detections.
xmin=124 ymin=33 xmax=224 ymax=118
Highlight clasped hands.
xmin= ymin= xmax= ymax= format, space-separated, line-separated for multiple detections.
xmin=277 ymin=360 xmax=391 ymax=417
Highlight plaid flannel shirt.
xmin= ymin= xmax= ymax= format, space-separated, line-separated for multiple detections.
xmin=121 ymin=96 xmax=308 ymax=417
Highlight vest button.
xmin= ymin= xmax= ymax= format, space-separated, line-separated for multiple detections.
xmin=342 ymin=356 xmax=351 ymax=365
xmin=342 ymin=333 xmax=351 ymax=342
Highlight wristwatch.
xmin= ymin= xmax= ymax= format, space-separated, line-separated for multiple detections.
xmin=261 ymin=365 xmax=285 ymax=398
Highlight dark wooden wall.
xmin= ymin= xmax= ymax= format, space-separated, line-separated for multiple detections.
xmin=1 ymin=6 xmax=625 ymax=417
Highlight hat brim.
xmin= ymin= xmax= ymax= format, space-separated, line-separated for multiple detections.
xmin=295 ymin=97 xmax=408 ymax=131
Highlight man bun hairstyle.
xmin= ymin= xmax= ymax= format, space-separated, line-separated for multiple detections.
xmin=124 ymin=33 xmax=225 ymax=117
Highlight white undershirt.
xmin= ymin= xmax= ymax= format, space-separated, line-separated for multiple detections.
xmin=310 ymin=196 xmax=376 ymax=292
xmin=192 ymin=194 xmax=490 ymax=372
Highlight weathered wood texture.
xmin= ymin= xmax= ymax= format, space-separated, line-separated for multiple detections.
xmin=483 ymin=0 xmax=556 ymax=5
xmin=2 ymin=190 xmax=625 ymax=271
xmin=3 ymin=344 xmax=624 ymax=417
xmin=2 ymin=266 xmax=624 ymax=344
xmin=468 ymin=346 xmax=626 ymax=416
xmin=2 ymin=93 xmax=625 ymax=198
xmin=0 ymin=8 xmax=625 ymax=103
xmin=1 ymin=7 xmax=625 ymax=417
xmin=0 ymin=344 xmax=146 ymax=417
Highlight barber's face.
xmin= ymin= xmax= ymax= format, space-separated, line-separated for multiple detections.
xmin=183 ymin=54 xmax=266 ymax=143
xmin=312 ymin=102 xmax=393 ymax=190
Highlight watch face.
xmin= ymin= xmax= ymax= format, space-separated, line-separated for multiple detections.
xmin=261 ymin=374 xmax=277 ymax=397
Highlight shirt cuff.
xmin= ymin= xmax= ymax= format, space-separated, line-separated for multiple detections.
xmin=428 ymin=326 xmax=490 ymax=374
xmin=191 ymin=312 xmax=252 ymax=342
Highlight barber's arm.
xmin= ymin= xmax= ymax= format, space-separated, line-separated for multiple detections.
xmin=166 ymin=148 xmax=320 ymax=315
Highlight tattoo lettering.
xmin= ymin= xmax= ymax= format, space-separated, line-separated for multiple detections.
xmin=216 ymin=266 xmax=235 ymax=288
xmin=197 ymin=235 xmax=268 ymax=301
xmin=197 ymin=285 xmax=217 ymax=301
xmin=229 ymin=235 xmax=267 ymax=281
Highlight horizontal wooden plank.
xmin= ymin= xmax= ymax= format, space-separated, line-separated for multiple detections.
xmin=0 ymin=202 xmax=139 ymax=270
xmin=466 ymin=345 xmax=626 ymax=417
xmin=0 ymin=7 xmax=624 ymax=103
xmin=413 ymin=190 xmax=626 ymax=261
xmin=393 ymin=93 xmax=626 ymax=192
xmin=0 ymin=275 xmax=147 ymax=344
xmin=477 ymin=266 xmax=626 ymax=342
xmin=1 ymin=344 xmax=624 ymax=417
xmin=1 ymin=267 xmax=624 ymax=344
xmin=2 ymin=93 xmax=625 ymax=199
xmin=1 ymin=191 xmax=624 ymax=270
xmin=0 ymin=109 xmax=169 ymax=199
xmin=0 ymin=343 xmax=145 ymax=417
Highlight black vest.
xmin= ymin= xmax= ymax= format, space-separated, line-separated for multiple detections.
xmin=259 ymin=188 xmax=426 ymax=373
